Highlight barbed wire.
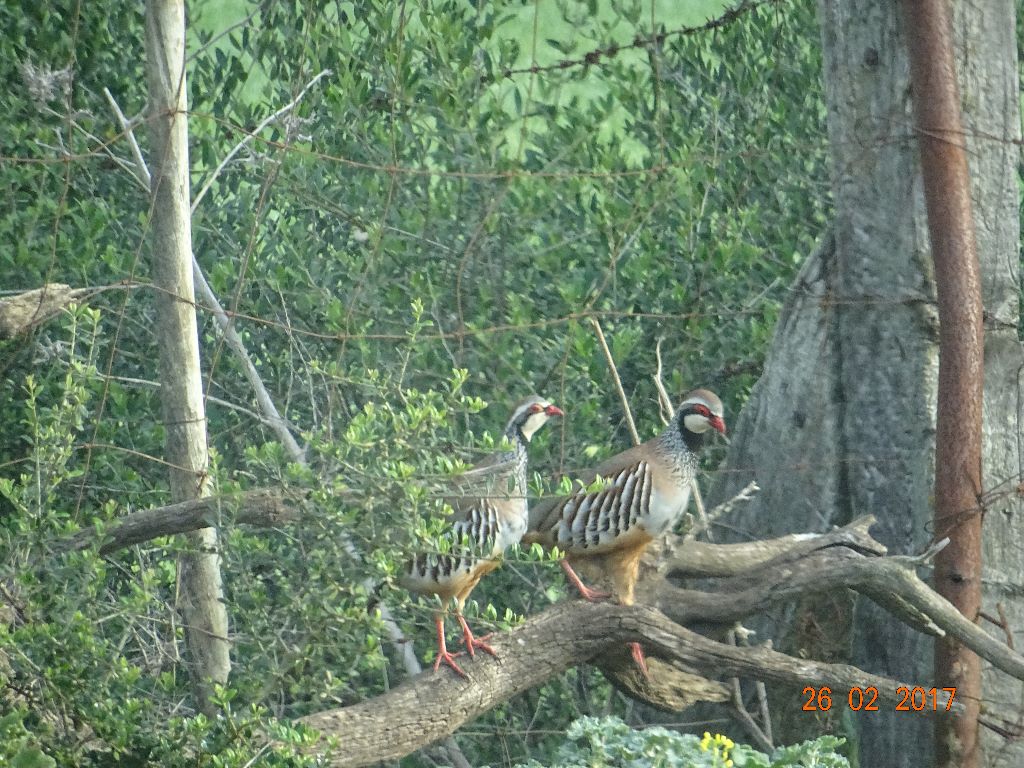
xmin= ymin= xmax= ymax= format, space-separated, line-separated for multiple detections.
xmin=489 ymin=0 xmax=783 ymax=82
xmin=8 ymin=117 xmax=1024 ymax=179
xmin=54 ymin=279 xmax=953 ymax=342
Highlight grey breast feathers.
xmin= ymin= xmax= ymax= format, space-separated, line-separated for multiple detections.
xmin=444 ymin=451 xmax=521 ymax=516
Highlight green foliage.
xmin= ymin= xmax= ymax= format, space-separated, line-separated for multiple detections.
xmin=509 ymin=717 xmax=849 ymax=768
xmin=0 ymin=710 xmax=57 ymax=768
xmin=0 ymin=0 xmax=832 ymax=765
xmin=0 ymin=307 xmax=100 ymax=532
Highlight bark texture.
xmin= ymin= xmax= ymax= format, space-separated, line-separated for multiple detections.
xmin=0 ymin=284 xmax=89 ymax=338
xmin=145 ymin=0 xmax=230 ymax=712
xmin=903 ymin=1 xmax=984 ymax=764
xmin=710 ymin=2 xmax=1022 ymax=764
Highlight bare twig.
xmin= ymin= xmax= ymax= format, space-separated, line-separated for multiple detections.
xmin=492 ymin=0 xmax=778 ymax=82
xmin=103 ymin=374 xmax=266 ymax=424
xmin=186 ymin=9 xmax=259 ymax=64
xmin=726 ymin=627 xmax=774 ymax=752
xmin=685 ymin=481 xmax=759 ymax=542
xmin=189 ymin=265 xmax=306 ymax=460
xmin=191 ymin=69 xmax=331 ymax=213
xmin=653 ymin=336 xmax=674 ymax=426
xmin=997 ymin=603 xmax=1015 ymax=650
xmin=980 ymin=604 xmax=1015 ymax=650
xmin=754 ymin=675 xmax=773 ymax=745
xmin=690 ymin=481 xmax=712 ymax=542
xmin=589 ymin=317 xmax=640 ymax=446
xmin=103 ymin=87 xmax=150 ymax=189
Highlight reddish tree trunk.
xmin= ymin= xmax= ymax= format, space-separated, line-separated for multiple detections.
xmin=903 ymin=1 xmax=983 ymax=766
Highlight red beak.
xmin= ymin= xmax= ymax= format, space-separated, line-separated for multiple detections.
xmin=545 ymin=404 xmax=564 ymax=417
xmin=710 ymin=415 xmax=726 ymax=435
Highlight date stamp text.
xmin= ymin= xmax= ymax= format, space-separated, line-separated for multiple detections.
xmin=801 ymin=686 xmax=957 ymax=712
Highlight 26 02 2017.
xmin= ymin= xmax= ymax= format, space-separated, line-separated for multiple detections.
xmin=801 ymin=686 xmax=957 ymax=712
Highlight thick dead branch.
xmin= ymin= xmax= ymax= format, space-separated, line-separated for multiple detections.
xmin=565 ymin=515 xmax=1024 ymax=712
xmin=0 ymin=284 xmax=93 ymax=338
xmin=298 ymin=600 xmax=957 ymax=768
xmin=58 ymin=489 xmax=303 ymax=555
xmin=651 ymin=514 xmax=883 ymax=579
xmin=644 ymin=551 xmax=1024 ymax=681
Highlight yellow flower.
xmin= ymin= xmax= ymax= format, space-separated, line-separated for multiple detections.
xmin=699 ymin=733 xmax=734 ymax=765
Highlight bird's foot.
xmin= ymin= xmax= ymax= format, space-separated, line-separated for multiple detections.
xmin=560 ymin=560 xmax=612 ymax=601
xmin=462 ymin=633 xmax=498 ymax=659
xmin=433 ymin=614 xmax=469 ymax=678
xmin=433 ymin=647 xmax=469 ymax=678
xmin=575 ymin=583 xmax=613 ymax=602
xmin=628 ymin=641 xmax=650 ymax=679
xmin=457 ymin=615 xmax=498 ymax=659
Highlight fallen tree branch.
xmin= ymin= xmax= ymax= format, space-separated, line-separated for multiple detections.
xmin=58 ymin=489 xmax=303 ymax=554
xmin=647 ymin=547 xmax=1024 ymax=682
xmin=297 ymin=600 xmax=958 ymax=767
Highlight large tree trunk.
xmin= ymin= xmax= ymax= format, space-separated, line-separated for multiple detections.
xmin=709 ymin=1 xmax=1022 ymax=764
xmin=145 ymin=0 xmax=231 ymax=712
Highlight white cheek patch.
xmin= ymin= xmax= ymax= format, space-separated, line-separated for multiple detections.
xmin=684 ymin=413 xmax=710 ymax=433
xmin=520 ymin=413 xmax=543 ymax=439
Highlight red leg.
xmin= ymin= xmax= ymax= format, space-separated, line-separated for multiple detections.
xmin=629 ymin=641 xmax=650 ymax=678
xmin=456 ymin=613 xmax=497 ymax=659
xmin=561 ymin=559 xmax=611 ymax=601
xmin=432 ymin=615 xmax=468 ymax=678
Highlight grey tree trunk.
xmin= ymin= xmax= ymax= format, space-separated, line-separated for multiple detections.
xmin=709 ymin=2 xmax=1023 ymax=764
xmin=145 ymin=0 xmax=231 ymax=712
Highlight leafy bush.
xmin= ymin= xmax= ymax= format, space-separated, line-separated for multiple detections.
xmin=509 ymin=716 xmax=850 ymax=768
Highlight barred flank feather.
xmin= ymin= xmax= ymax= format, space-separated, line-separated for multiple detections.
xmin=556 ymin=461 xmax=653 ymax=550
xmin=418 ymin=501 xmax=505 ymax=583
xmin=400 ymin=395 xmax=559 ymax=606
